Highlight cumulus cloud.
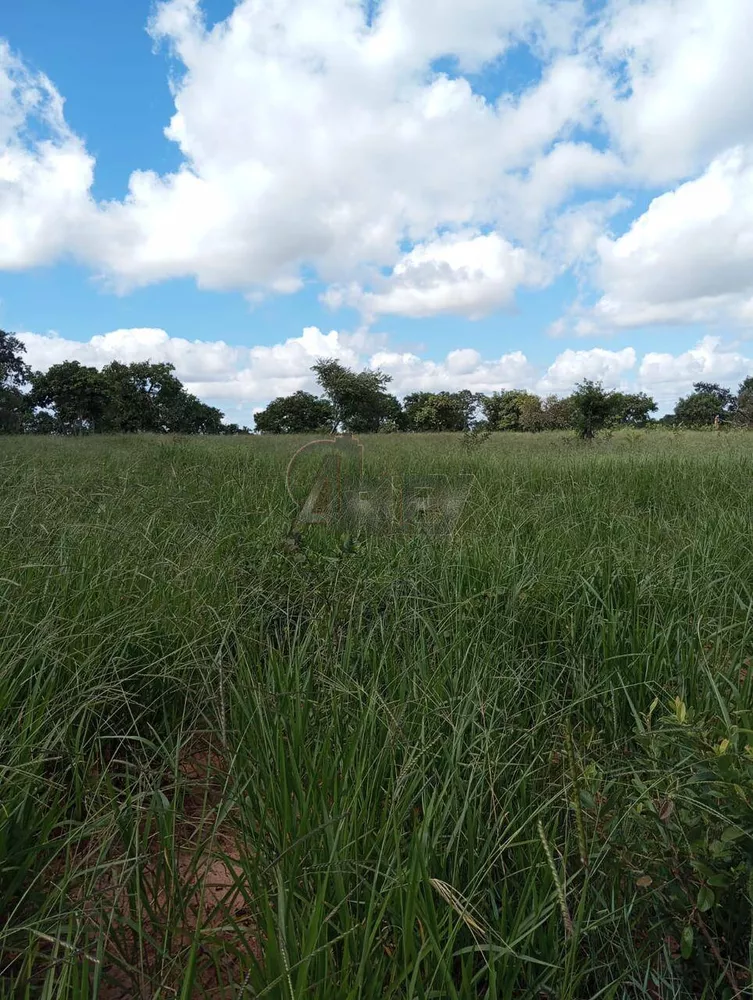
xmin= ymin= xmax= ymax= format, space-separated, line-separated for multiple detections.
xmin=538 ymin=346 xmax=636 ymax=393
xmin=18 ymin=326 xmax=368 ymax=408
xmin=325 ymin=231 xmax=551 ymax=320
xmin=638 ymin=335 xmax=753 ymax=408
xmin=22 ymin=325 xmax=750 ymax=419
xmin=0 ymin=41 xmax=94 ymax=270
xmin=598 ymin=0 xmax=753 ymax=182
xmin=3 ymin=0 xmax=753 ymax=330
xmin=590 ymin=146 xmax=753 ymax=329
xmin=369 ymin=347 xmax=536 ymax=394
xmin=0 ymin=0 xmax=612 ymax=308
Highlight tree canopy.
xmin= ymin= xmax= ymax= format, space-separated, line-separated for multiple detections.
xmin=310 ymin=358 xmax=399 ymax=433
xmin=0 ymin=332 xmax=247 ymax=435
xmin=6 ymin=328 xmax=753 ymax=438
xmin=254 ymin=390 xmax=334 ymax=434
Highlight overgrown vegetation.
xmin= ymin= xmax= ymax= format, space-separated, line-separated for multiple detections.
xmin=1 ymin=430 xmax=752 ymax=998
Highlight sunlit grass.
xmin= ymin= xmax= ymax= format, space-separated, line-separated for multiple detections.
xmin=1 ymin=429 xmax=752 ymax=998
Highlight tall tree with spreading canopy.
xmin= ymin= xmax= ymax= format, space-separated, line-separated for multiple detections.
xmin=674 ymin=390 xmax=728 ymax=427
xmin=692 ymin=382 xmax=736 ymax=419
xmin=31 ymin=361 xmax=112 ymax=433
xmin=311 ymin=359 xmax=400 ymax=433
xmin=0 ymin=331 xmax=32 ymax=433
xmin=100 ymin=361 xmax=206 ymax=432
xmin=735 ymin=376 xmax=753 ymax=427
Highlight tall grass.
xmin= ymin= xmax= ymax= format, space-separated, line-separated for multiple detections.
xmin=1 ymin=430 xmax=752 ymax=998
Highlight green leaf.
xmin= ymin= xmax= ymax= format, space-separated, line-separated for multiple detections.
xmin=707 ymin=873 xmax=730 ymax=888
xmin=697 ymin=886 xmax=714 ymax=912
xmin=721 ymin=826 xmax=746 ymax=842
xmin=681 ymin=924 xmax=694 ymax=960
xmin=579 ymin=789 xmax=596 ymax=810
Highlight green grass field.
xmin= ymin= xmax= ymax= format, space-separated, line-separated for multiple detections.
xmin=2 ymin=430 xmax=753 ymax=999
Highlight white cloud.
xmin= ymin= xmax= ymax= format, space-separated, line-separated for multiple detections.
xmin=598 ymin=0 xmax=753 ymax=182
xmin=590 ymin=146 xmax=753 ymax=328
xmin=0 ymin=0 xmax=615 ymax=306
xmin=18 ymin=326 xmax=373 ymax=413
xmin=638 ymin=335 xmax=753 ymax=407
xmin=369 ymin=347 xmax=535 ymax=394
xmin=4 ymin=0 xmax=753 ymax=331
xmin=538 ymin=346 xmax=636 ymax=393
xmin=17 ymin=325 xmax=753 ymax=419
xmin=325 ymin=231 xmax=550 ymax=320
xmin=20 ymin=328 xmax=244 ymax=382
xmin=0 ymin=41 xmax=94 ymax=270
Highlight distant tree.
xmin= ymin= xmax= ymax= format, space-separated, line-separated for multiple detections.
xmin=608 ymin=391 xmax=658 ymax=427
xmin=374 ymin=393 xmax=407 ymax=433
xmin=219 ymin=422 xmax=251 ymax=435
xmin=0 ymin=330 xmax=31 ymax=387
xmin=517 ymin=394 xmax=544 ymax=432
xmin=479 ymin=390 xmax=539 ymax=431
xmin=673 ymin=391 xmax=725 ymax=427
xmin=0 ymin=330 xmax=32 ymax=434
xmin=31 ymin=361 xmax=112 ymax=433
xmin=169 ymin=394 xmax=224 ymax=434
xmin=735 ymin=376 xmax=753 ymax=427
xmin=24 ymin=410 xmax=58 ymax=435
xmin=692 ymin=382 xmax=736 ymax=418
xmin=100 ymin=360 xmax=159 ymax=432
xmin=518 ymin=394 xmax=576 ymax=432
xmin=254 ymin=390 xmax=334 ymax=434
xmin=403 ymin=390 xmax=477 ymax=431
xmin=541 ymin=394 xmax=575 ymax=430
xmin=101 ymin=361 xmax=198 ymax=433
xmin=569 ymin=380 xmax=613 ymax=440
xmin=311 ymin=359 xmax=400 ymax=432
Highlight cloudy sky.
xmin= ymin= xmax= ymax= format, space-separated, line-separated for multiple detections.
xmin=2 ymin=0 xmax=753 ymax=422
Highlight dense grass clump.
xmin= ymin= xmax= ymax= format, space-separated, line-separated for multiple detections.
xmin=1 ymin=430 xmax=752 ymax=999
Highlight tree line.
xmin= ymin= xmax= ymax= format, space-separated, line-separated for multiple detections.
xmin=255 ymin=358 xmax=753 ymax=438
xmin=0 ymin=331 xmax=249 ymax=435
xmin=4 ymin=328 xmax=753 ymax=437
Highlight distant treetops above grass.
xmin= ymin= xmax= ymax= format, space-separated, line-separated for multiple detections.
xmin=2 ymin=329 xmax=752 ymax=437
xmin=255 ymin=358 xmax=753 ymax=439
xmin=0 ymin=330 xmax=250 ymax=435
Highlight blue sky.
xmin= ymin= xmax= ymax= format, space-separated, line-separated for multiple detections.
xmin=1 ymin=0 xmax=753 ymax=422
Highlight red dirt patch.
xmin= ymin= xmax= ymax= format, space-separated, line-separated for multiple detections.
xmin=76 ymin=739 xmax=262 ymax=998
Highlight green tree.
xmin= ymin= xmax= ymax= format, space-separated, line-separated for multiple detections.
xmin=0 ymin=331 xmax=32 ymax=434
xmin=254 ymin=390 xmax=334 ymax=434
xmin=31 ymin=361 xmax=112 ymax=434
xmin=403 ymin=390 xmax=476 ymax=431
xmin=673 ymin=391 xmax=725 ymax=427
xmin=219 ymin=422 xmax=251 ymax=435
xmin=101 ymin=361 xmax=197 ymax=433
xmin=311 ymin=359 xmax=399 ymax=433
xmin=608 ymin=391 xmax=658 ymax=427
xmin=168 ymin=393 xmax=224 ymax=434
xmin=569 ymin=380 xmax=613 ymax=440
xmin=479 ymin=390 xmax=539 ymax=431
xmin=735 ymin=376 xmax=753 ymax=427
xmin=24 ymin=410 xmax=58 ymax=435
xmin=541 ymin=395 xmax=575 ymax=430
xmin=692 ymin=382 xmax=736 ymax=419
